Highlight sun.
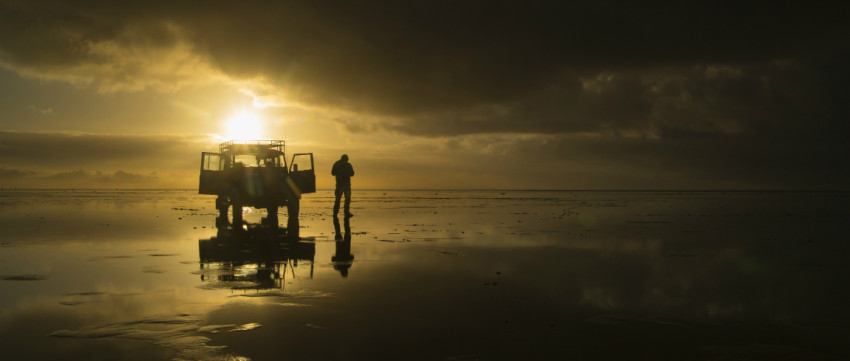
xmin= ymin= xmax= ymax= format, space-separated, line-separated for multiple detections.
xmin=225 ymin=110 xmax=264 ymax=140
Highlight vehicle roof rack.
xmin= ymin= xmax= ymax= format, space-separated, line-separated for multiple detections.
xmin=219 ymin=140 xmax=285 ymax=155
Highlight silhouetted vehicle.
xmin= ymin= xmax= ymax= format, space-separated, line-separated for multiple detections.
xmin=199 ymin=140 xmax=315 ymax=226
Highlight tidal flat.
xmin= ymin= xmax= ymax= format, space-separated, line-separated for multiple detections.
xmin=0 ymin=189 xmax=848 ymax=360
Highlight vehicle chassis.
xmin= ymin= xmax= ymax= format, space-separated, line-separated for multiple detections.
xmin=199 ymin=140 xmax=315 ymax=230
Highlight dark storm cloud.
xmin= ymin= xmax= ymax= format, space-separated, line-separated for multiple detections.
xmin=382 ymin=61 xmax=837 ymax=136
xmin=1 ymin=1 xmax=848 ymax=188
xmin=0 ymin=130 xmax=213 ymax=170
xmin=0 ymin=166 xmax=35 ymax=178
xmin=47 ymin=169 xmax=158 ymax=185
xmin=384 ymin=130 xmax=848 ymax=190
xmin=0 ymin=167 xmax=161 ymax=188
xmin=506 ymin=133 xmax=850 ymax=190
xmin=0 ymin=131 xmax=219 ymax=187
xmin=177 ymin=1 xmax=850 ymax=138
xmin=2 ymin=1 xmax=847 ymax=133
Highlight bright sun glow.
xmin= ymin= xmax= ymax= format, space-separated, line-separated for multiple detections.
xmin=226 ymin=110 xmax=264 ymax=140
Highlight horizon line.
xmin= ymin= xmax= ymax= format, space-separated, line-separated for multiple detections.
xmin=1 ymin=187 xmax=848 ymax=192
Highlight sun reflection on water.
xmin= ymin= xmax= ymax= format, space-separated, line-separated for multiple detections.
xmin=0 ymin=190 xmax=847 ymax=360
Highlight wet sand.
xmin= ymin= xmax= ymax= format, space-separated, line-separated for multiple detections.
xmin=0 ymin=190 xmax=848 ymax=360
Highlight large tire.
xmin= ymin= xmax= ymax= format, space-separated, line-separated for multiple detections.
xmin=216 ymin=196 xmax=229 ymax=221
xmin=266 ymin=206 xmax=279 ymax=226
xmin=232 ymin=203 xmax=242 ymax=225
xmin=231 ymin=191 xmax=243 ymax=226
xmin=286 ymin=198 xmax=300 ymax=239
xmin=286 ymin=198 xmax=299 ymax=218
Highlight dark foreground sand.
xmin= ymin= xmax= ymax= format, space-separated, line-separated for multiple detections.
xmin=0 ymin=190 xmax=848 ymax=360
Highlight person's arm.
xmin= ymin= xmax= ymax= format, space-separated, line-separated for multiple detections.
xmin=349 ymin=164 xmax=354 ymax=177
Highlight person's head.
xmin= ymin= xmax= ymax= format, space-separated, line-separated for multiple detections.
xmin=341 ymin=154 xmax=349 ymax=162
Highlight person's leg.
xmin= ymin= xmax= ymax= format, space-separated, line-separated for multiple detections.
xmin=343 ymin=187 xmax=352 ymax=215
xmin=333 ymin=188 xmax=342 ymax=215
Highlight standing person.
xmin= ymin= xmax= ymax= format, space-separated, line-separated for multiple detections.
xmin=332 ymin=154 xmax=354 ymax=217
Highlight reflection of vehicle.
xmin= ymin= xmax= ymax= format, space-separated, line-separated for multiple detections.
xmin=198 ymin=222 xmax=315 ymax=291
xmin=198 ymin=140 xmax=315 ymax=227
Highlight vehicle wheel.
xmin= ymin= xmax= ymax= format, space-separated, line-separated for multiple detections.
xmin=266 ymin=206 xmax=279 ymax=226
xmin=286 ymin=198 xmax=299 ymax=218
xmin=231 ymin=192 xmax=243 ymax=226
xmin=286 ymin=198 xmax=300 ymax=238
xmin=216 ymin=196 xmax=229 ymax=221
xmin=232 ymin=204 xmax=242 ymax=225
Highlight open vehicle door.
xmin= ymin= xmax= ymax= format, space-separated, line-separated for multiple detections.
xmin=199 ymin=152 xmax=223 ymax=194
xmin=289 ymin=153 xmax=316 ymax=194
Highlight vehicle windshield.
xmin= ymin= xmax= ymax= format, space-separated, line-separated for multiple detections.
xmin=233 ymin=154 xmax=284 ymax=167
xmin=233 ymin=155 xmax=260 ymax=167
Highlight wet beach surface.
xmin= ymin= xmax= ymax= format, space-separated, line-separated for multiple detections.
xmin=0 ymin=189 xmax=848 ymax=360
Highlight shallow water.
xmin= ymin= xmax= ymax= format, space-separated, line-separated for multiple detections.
xmin=0 ymin=190 xmax=848 ymax=360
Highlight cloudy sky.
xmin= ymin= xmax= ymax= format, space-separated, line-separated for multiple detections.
xmin=1 ymin=1 xmax=847 ymax=189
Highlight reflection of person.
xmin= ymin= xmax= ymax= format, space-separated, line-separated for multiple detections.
xmin=332 ymin=215 xmax=353 ymax=277
xmin=331 ymin=154 xmax=354 ymax=217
